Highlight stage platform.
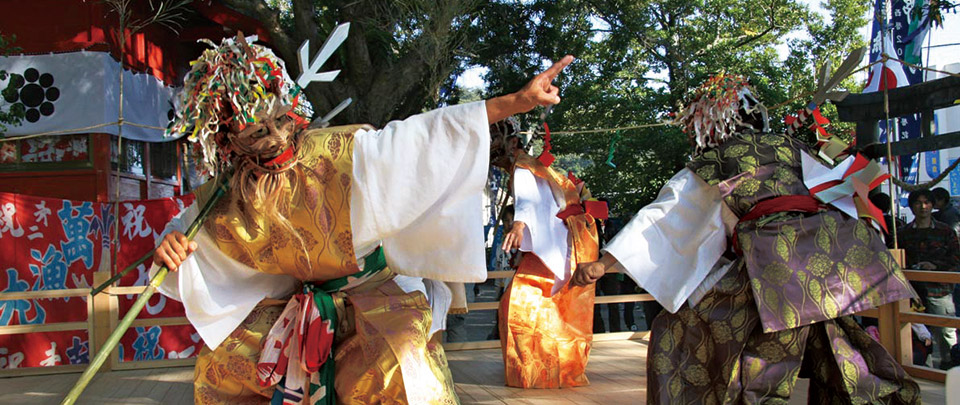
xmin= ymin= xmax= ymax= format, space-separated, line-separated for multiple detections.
xmin=0 ymin=340 xmax=947 ymax=404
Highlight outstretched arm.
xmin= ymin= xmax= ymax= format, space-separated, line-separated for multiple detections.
xmin=485 ymin=55 xmax=574 ymax=124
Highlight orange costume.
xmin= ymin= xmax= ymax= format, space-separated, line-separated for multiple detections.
xmin=498 ymin=156 xmax=600 ymax=388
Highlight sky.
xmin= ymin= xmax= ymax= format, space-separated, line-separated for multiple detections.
xmin=454 ymin=1 xmax=960 ymax=89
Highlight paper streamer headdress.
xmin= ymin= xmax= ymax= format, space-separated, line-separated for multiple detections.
xmin=167 ymin=24 xmax=350 ymax=175
xmin=678 ymin=73 xmax=768 ymax=151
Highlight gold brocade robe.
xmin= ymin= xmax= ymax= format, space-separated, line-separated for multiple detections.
xmin=191 ymin=126 xmax=458 ymax=405
xmin=499 ymin=156 xmax=599 ymax=388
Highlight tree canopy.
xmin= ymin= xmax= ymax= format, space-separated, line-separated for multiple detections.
xmin=222 ymin=0 xmax=871 ymax=216
xmin=465 ymin=0 xmax=869 ymax=216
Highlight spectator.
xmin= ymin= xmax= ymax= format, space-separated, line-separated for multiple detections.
xmin=932 ymin=187 xmax=960 ymax=232
xmin=869 ymin=191 xmax=905 ymax=248
xmin=897 ymin=189 xmax=959 ymax=370
xmin=931 ymin=187 xmax=960 ymax=318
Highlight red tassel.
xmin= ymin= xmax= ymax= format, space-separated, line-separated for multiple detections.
xmin=537 ymin=122 xmax=554 ymax=166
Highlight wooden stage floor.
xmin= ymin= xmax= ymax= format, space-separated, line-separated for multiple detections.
xmin=0 ymin=340 xmax=947 ymax=404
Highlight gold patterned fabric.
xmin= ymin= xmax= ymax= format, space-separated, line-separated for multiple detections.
xmin=195 ymin=278 xmax=459 ymax=404
xmin=499 ymin=157 xmax=598 ymax=388
xmin=197 ymin=125 xmax=371 ymax=282
xmin=192 ymin=126 xmax=459 ymax=404
xmin=195 ymin=301 xmax=286 ymax=404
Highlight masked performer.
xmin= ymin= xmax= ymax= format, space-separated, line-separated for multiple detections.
xmin=573 ymin=74 xmax=920 ymax=403
xmin=491 ymin=118 xmax=603 ymax=388
xmin=152 ymin=34 xmax=573 ymax=404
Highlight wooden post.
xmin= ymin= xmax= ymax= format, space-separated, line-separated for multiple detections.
xmin=877 ymin=249 xmax=912 ymax=366
xmin=90 ymin=248 xmax=114 ymax=372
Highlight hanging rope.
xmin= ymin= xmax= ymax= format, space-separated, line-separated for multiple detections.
xmin=0 ymin=122 xmax=120 ymax=142
xmin=889 ymin=157 xmax=960 ymax=191
xmin=518 ymin=121 xmax=672 ymax=137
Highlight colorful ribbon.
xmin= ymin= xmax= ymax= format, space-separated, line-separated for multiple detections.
xmin=257 ymin=247 xmax=387 ymax=405
xmin=556 ymin=199 xmax=608 ymax=221
xmin=605 ymin=131 xmax=621 ymax=168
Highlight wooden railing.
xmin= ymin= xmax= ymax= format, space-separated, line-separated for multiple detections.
xmin=857 ymin=250 xmax=960 ymax=383
xmin=444 ymin=268 xmax=653 ymax=351
xmin=0 ymin=270 xmax=194 ymax=377
xmin=0 ymin=287 xmax=93 ymax=377
xmin=4 ymin=252 xmax=956 ymax=385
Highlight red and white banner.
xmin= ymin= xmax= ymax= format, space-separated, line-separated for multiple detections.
xmin=0 ymin=190 xmax=198 ymax=369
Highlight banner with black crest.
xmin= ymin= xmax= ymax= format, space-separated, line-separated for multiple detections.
xmin=0 ymin=51 xmax=179 ymax=142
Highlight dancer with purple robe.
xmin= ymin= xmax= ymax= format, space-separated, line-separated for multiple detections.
xmin=573 ymin=74 xmax=920 ymax=404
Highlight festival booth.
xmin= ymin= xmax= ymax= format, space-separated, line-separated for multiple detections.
xmin=0 ymin=0 xmax=272 ymax=376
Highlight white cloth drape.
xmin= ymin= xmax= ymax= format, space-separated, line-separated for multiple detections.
xmin=512 ymin=167 xmax=572 ymax=294
xmin=604 ymin=168 xmax=737 ymax=314
xmin=0 ymin=51 xmax=178 ymax=142
xmin=152 ymin=101 xmax=491 ymax=349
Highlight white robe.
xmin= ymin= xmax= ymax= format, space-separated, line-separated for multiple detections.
xmin=151 ymin=101 xmax=490 ymax=349
xmin=603 ymin=168 xmax=738 ymax=314
xmin=512 ymin=167 xmax=572 ymax=295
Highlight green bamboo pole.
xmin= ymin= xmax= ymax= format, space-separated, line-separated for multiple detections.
xmin=62 ymin=179 xmax=229 ymax=405
xmin=89 ymin=250 xmax=154 ymax=297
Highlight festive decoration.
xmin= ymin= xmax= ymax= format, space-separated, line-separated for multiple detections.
xmin=0 ymin=191 xmax=197 ymax=370
xmin=2 ymin=67 xmax=60 ymax=124
xmin=0 ymin=52 xmax=176 ymax=141
xmin=678 ymin=73 xmax=765 ymax=151
xmin=165 ymin=34 xmax=304 ymax=175
xmin=605 ymin=131 xmax=621 ymax=168
xmin=783 ymin=105 xmax=851 ymax=163
xmin=64 ymin=181 xmax=227 ymax=405
xmin=537 ymin=122 xmax=555 ymax=167
xmin=802 ymin=152 xmax=891 ymax=232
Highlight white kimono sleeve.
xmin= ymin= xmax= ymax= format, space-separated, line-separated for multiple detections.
xmin=512 ymin=167 xmax=572 ymax=293
xmin=603 ymin=168 xmax=736 ymax=314
xmin=150 ymin=201 xmax=299 ymax=350
xmin=350 ymin=101 xmax=490 ymax=283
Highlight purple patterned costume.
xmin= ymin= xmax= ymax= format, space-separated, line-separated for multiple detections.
xmin=646 ymin=131 xmax=920 ymax=404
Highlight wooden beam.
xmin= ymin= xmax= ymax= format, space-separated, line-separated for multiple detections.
xmin=901 ymin=269 xmax=960 ymax=284
xmin=106 ymin=286 xmax=148 ymax=295
xmin=467 ymin=302 xmax=499 ymax=311
xmin=901 ymin=364 xmax=946 ymax=383
xmin=111 ymin=357 xmax=196 ymax=371
xmin=0 ymin=322 xmax=88 ymax=335
xmin=442 ymin=330 xmax=650 ymax=352
xmin=835 ymin=75 xmax=960 ymax=121
xmin=593 ymin=331 xmax=650 ymax=342
xmin=853 ymin=307 xmax=880 ymax=318
xmin=861 ymin=130 xmax=960 ymax=157
xmin=0 ymin=364 xmax=87 ymax=378
xmin=0 ymin=288 xmax=89 ymax=300
xmin=129 ymin=317 xmax=190 ymax=328
xmin=899 ymin=312 xmax=960 ymax=329
xmin=596 ymin=294 xmax=654 ymax=304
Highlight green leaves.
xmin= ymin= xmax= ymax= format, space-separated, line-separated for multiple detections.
xmin=463 ymin=0 xmax=868 ymax=217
